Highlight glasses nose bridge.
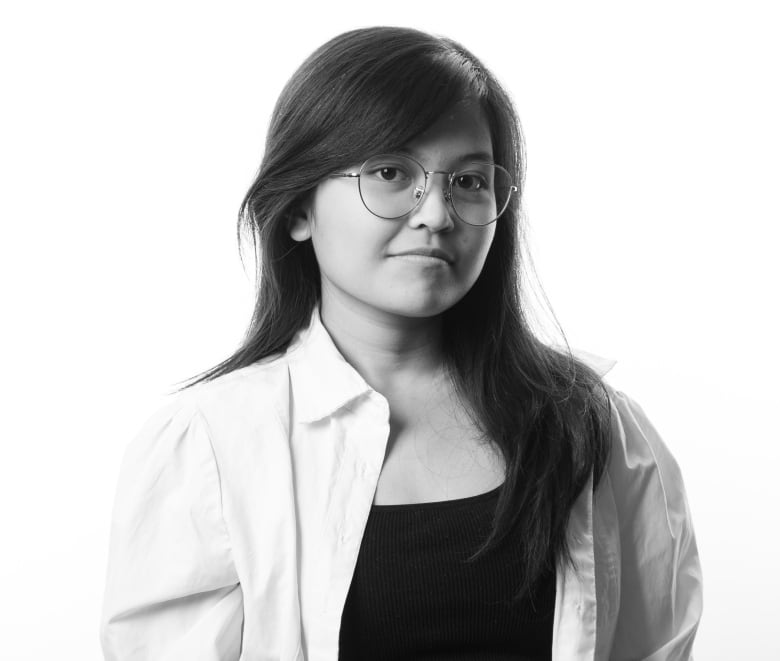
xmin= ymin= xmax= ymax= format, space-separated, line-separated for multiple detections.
xmin=409 ymin=170 xmax=456 ymax=233
xmin=415 ymin=169 xmax=454 ymax=204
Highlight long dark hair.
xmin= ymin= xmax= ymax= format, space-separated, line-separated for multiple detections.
xmin=190 ymin=26 xmax=612 ymax=599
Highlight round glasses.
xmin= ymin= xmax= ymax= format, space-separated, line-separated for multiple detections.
xmin=331 ymin=154 xmax=517 ymax=226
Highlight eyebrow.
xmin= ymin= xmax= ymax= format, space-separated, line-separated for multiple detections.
xmin=396 ymin=147 xmax=496 ymax=165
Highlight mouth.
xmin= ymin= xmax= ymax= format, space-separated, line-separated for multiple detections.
xmin=389 ymin=248 xmax=454 ymax=264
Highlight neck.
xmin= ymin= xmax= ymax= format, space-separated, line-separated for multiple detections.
xmin=319 ymin=293 xmax=446 ymax=396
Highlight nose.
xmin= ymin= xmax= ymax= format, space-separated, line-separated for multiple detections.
xmin=407 ymin=174 xmax=455 ymax=233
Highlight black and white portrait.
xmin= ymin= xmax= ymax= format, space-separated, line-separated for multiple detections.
xmin=2 ymin=2 xmax=777 ymax=659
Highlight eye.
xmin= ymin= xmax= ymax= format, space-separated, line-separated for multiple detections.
xmin=362 ymin=155 xmax=417 ymax=185
xmin=379 ymin=167 xmax=403 ymax=182
xmin=365 ymin=164 xmax=413 ymax=183
xmin=454 ymin=172 xmax=489 ymax=192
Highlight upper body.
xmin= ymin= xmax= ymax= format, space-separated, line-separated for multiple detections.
xmin=101 ymin=26 xmax=702 ymax=660
xmin=100 ymin=310 xmax=702 ymax=660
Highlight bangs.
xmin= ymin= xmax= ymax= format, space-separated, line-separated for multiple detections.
xmin=340 ymin=48 xmax=490 ymax=156
xmin=280 ymin=29 xmax=493 ymax=172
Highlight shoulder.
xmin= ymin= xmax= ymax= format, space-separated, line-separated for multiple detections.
xmin=128 ymin=355 xmax=293 ymax=460
xmin=605 ymin=387 xmax=684 ymax=489
xmin=181 ymin=356 xmax=291 ymax=420
xmin=601 ymin=385 xmax=693 ymax=542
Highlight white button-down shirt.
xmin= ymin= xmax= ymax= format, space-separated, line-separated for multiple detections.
xmin=100 ymin=311 xmax=702 ymax=660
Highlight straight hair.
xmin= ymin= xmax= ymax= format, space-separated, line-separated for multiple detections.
xmin=188 ymin=26 xmax=612 ymax=600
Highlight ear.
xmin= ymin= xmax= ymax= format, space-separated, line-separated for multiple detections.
xmin=287 ymin=203 xmax=313 ymax=242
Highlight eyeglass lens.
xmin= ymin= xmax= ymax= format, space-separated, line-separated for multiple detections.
xmin=358 ymin=154 xmax=513 ymax=225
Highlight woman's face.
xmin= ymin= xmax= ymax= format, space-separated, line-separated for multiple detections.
xmin=290 ymin=100 xmax=497 ymax=323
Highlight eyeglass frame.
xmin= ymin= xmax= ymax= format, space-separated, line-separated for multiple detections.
xmin=329 ymin=153 xmax=518 ymax=227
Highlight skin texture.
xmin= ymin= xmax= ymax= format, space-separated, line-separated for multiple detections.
xmin=289 ymin=100 xmax=497 ymax=329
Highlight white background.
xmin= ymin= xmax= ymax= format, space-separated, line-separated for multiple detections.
xmin=2 ymin=1 xmax=778 ymax=658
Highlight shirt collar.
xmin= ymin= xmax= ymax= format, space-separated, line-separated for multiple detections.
xmin=569 ymin=348 xmax=617 ymax=378
xmin=286 ymin=307 xmax=374 ymax=423
xmin=285 ymin=310 xmax=617 ymax=422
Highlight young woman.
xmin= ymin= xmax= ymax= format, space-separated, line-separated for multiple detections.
xmin=100 ymin=27 xmax=703 ymax=660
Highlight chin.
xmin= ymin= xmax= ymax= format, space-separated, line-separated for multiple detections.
xmin=383 ymin=292 xmax=465 ymax=319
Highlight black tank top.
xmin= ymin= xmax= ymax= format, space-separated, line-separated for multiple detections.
xmin=338 ymin=484 xmax=555 ymax=660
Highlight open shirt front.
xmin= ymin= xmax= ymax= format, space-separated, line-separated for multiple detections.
xmin=100 ymin=310 xmax=703 ymax=660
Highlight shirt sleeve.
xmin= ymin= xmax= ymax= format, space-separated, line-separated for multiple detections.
xmin=607 ymin=389 xmax=703 ymax=661
xmin=100 ymin=401 xmax=243 ymax=661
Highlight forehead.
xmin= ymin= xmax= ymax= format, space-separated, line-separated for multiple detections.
xmin=399 ymin=99 xmax=493 ymax=166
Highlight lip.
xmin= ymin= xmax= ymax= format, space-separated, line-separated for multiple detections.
xmin=389 ymin=247 xmax=454 ymax=264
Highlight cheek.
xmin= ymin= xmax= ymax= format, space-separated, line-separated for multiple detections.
xmin=311 ymin=230 xmax=376 ymax=277
xmin=308 ymin=191 xmax=392 ymax=273
xmin=461 ymin=226 xmax=496 ymax=273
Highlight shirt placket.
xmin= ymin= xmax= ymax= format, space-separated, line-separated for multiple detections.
xmin=318 ymin=392 xmax=390 ymax=659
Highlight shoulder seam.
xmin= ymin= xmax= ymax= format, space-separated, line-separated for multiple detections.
xmin=191 ymin=406 xmax=239 ymax=563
